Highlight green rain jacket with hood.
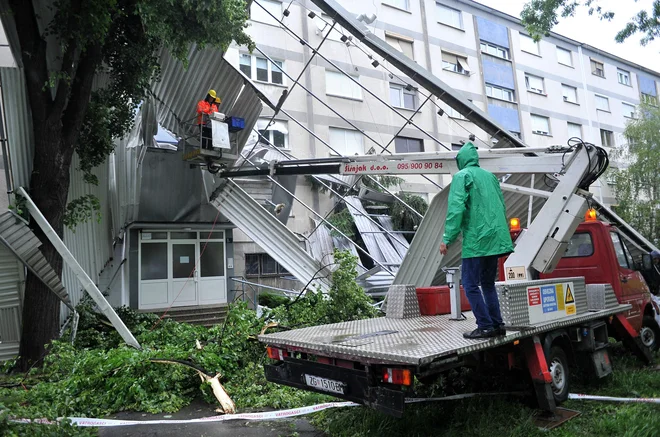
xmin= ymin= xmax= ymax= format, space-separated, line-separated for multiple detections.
xmin=442 ymin=142 xmax=514 ymax=259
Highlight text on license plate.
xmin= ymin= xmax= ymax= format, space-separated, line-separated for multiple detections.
xmin=304 ymin=374 xmax=345 ymax=394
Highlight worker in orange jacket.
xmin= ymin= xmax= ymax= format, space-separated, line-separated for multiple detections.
xmin=196 ymin=90 xmax=218 ymax=149
xmin=196 ymin=89 xmax=217 ymax=125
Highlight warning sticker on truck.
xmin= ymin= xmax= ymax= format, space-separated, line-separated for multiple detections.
xmin=527 ymin=282 xmax=576 ymax=324
xmin=541 ymin=286 xmax=558 ymax=313
xmin=528 ymin=287 xmax=541 ymax=306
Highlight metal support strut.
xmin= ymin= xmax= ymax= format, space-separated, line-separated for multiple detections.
xmin=16 ymin=187 xmax=141 ymax=350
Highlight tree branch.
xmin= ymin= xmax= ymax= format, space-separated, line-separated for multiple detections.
xmin=8 ymin=0 xmax=51 ymax=120
xmin=62 ymin=43 xmax=103 ymax=147
xmin=52 ymin=0 xmax=84 ymax=114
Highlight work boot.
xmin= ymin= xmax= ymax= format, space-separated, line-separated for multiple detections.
xmin=463 ymin=328 xmax=496 ymax=339
xmin=494 ymin=325 xmax=507 ymax=336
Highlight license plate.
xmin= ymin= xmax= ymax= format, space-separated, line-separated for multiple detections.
xmin=304 ymin=374 xmax=345 ymax=394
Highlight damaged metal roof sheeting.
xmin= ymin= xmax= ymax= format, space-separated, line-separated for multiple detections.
xmin=376 ymin=215 xmax=409 ymax=258
xmin=307 ymin=219 xmax=336 ymax=267
xmin=148 ymin=47 xmax=267 ymax=162
xmin=344 ymin=197 xmax=403 ymax=269
xmin=212 ymin=180 xmax=332 ymax=293
xmin=394 ymin=174 xmax=551 ymax=287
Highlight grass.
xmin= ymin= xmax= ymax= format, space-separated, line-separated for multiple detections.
xmin=311 ymin=345 xmax=660 ymax=437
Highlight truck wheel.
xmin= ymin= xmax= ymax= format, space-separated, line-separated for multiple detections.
xmin=547 ymin=346 xmax=570 ymax=403
xmin=641 ymin=316 xmax=660 ymax=352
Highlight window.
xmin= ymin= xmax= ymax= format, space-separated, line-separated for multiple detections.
xmin=595 ymin=94 xmax=610 ymax=112
xmin=600 ymin=129 xmax=614 ymax=147
xmin=245 ymin=253 xmax=290 ymax=277
xmin=385 ymin=34 xmax=414 ymax=59
xmin=486 ymin=84 xmax=515 ymax=102
xmin=563 ymin=233 xmax=594 ymax=258
xmin=314 ymin=14 xmax=345 ymax=42
xmin=531 ymin=114 xmax=550 ymax=135
xmin=329 ymin=127 xmax=364 ymax=155
xmin=525 ymin=74 xmax=545 ymax=94
xmin=446 ymin=106 xmax=465 ymax=119
xmin=556 ymin=47 xmax=572 ymax=66
xmin=257 ymin=119 xmax=288 ymax=148
xmin=239 ymin=54 xmax=251 ymax=77
xmin=610 ymin=233 xmax=630 ymax=269
xmin=480 ymin=42 xmax=509 ymax=60
xmin=591 ymin=59 xmax=605 ymax=77
xmin=325 ymin=70 xmax=362 ymax=100
xmin=250 ymin=0 xmax=281 ymax=26
xmin=642 ymin=93 xmax=659 ymax=106
xmin=562 ymin=84 xmax=578 ymax=104
xmin=451 ymin=143 xmax=463 ymax=151
xmin=389 ymin=83 xmax=417 ymax=110
xmin=622 ymin=103 xmax=636 ymax=119
xmin=520 ymin=34 xmax=539 ymax=55
xmin=394 ymin=136 xmax=423 ymax=153
xmin=383 ymin=0 xmax=409 ymax=10
xmin=240 ymin=54 xmax=284 ymax=85
xmin=437 ymin=4 xmax=462 ymax=29
xmin=567 ymin=122 xmax=582 ymax=139
xmin=617 ymin=68 xmax=631 ymax=86
xmin=140 ymin=243 xmax=168 ymax=280
xmin=442 ymin=51 xmax=470 ymax=75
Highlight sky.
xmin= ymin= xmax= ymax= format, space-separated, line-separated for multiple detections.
xmin=474 ymin=0 xmax=660 ymax=72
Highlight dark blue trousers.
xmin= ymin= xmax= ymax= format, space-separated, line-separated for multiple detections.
xmin=461 ymin=255 xmax=503 ymax=330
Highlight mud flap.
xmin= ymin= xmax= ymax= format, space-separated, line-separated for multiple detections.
xmin=523 ymin=335 xmax=556 ymax=412
xmin=611 ymin=314 xmax=653 ymax=364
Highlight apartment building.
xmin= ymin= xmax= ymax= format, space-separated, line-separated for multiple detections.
xmin=224 ymin=0 xmax=660 ymax=282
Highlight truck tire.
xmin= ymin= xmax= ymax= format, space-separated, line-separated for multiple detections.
xmin=547 ymin=346 xmax=570 ymax=403
xmin=641 ymin=316 xmax=660 ymax=352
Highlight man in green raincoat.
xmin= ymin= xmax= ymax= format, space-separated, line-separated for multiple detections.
xmin=440 ymin=142 xmax=514 ymax=339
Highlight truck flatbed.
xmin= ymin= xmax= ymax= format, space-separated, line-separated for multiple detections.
xmin=259 ymin=305 xmax=630 ymax=366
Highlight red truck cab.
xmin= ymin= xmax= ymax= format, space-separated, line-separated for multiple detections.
xmin=499 ymin=220 xmax=657 ymax=335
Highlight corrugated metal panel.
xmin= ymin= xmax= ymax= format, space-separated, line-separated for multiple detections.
xmin=0 ymin=212 xmax=72 ymax=308
xmin=110 ymin=120 xmax=143 ymax=236
xmin=0 ymin=67 xmax=33 ymax=188
xmin=307 ymin=219 xmax=335 ymax=266
xmin=394 ymin=173 xmax=550 ymax=287
xmin=60 ymin=154 xmax=113 ymax=320
xmin=345 ymin=197 xmax=401 ymax=267
xmin=136 ymin=148 xmax=230 ymax=223
xmin=149 ymin=47 xmax=264 ymax=160
xmin=213 ymin=180 xmax=332 ymax=293
xmin=376 ymin=215 xmax=409 ymax=258
xmin=0 ymin=243 xmax=21 ymax=361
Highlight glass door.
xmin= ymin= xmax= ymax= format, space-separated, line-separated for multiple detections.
xmin=198 ymin=232 xmax=227 ymax=305
xmin=171 ymin=242 xmax=198 ymax=306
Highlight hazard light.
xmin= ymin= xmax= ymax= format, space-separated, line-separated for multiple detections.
xmin=267 ymin=346 xmax=288 ymax=360
xmin=382 ymin=368 xmax=412 ymax=386
xmin=509 ymin=217 xmax=521 ymax=231
xmin=585 ymin=208 xmax=597 ymax=222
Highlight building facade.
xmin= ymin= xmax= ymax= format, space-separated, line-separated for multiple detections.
xmin=225 ymin=0 xmax=660 ymax=282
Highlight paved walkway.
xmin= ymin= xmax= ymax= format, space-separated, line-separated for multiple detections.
xmin=98 ymin=400 xmax=325 ymax=437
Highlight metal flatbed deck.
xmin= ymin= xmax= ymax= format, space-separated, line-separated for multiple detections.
xmin=259 ymin=306 xmax=629 ymax=366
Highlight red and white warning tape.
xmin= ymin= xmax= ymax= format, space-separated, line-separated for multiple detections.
xmin=11 ymin=393 xmax=660 ymax=427
xmin=10 ymin=402 xmax=359 ymax=428
xmin=568 ymin=393 xmax=660 ymax=404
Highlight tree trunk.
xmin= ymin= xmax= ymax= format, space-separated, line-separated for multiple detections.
xmin=17 ymin=119 xmax=75 ymax=371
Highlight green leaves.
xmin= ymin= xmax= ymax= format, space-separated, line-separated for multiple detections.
xmin=137 ymin=0 xmax=254 ymax=62
xmin=62 ymin=195 xmax=101 ymax=231
xmin=0 ymin=254 xmax=376 ymax=434
xmin=611 ymin=104 xmax=660 ymax=247
xmin=521 ymin=0 xmax=660 ymax=45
